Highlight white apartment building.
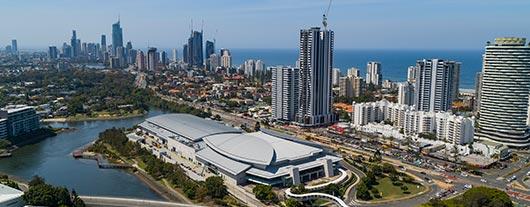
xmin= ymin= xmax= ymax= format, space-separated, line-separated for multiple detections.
xmin=366 ymin=61 xmax=382 ymax=86
xmin=353 ymin=100 xmax=474 ymax=145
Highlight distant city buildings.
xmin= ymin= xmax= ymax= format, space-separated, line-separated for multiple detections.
xmin=0 ymin=105 xmax=40 ymax=139
xmin=271 ymin=66 xmax=299 ymax=121
xmin=296 ymin=27 xmax=335 ymax=126
xmin=366 ymin=61 xmax=382 ymax=86
xmin=407 ymin=66 xmax=416 ymax=83
xmin=347 ymin=67 xmax=360 ymax=77
xmin=476 ymin=37 xmax=530 ymax=147
xmin=413 ymin=59 xmax=460 ymax=112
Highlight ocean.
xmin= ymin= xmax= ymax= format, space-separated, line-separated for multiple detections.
xmin=229 ymin=49 xmax=483 ymax=89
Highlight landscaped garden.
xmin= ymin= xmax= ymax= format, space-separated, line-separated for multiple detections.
xmin=348 ymin=151 xmax=426 ymax=202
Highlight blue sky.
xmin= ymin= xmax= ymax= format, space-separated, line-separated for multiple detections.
xmin=1 ymin=0 xmax=529 ymax=50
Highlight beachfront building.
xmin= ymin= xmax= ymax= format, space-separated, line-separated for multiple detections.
xmin=137 ymin=114 xmax=342 ymax=186
xmin=0 ymin=183 xmax=24 ymax=207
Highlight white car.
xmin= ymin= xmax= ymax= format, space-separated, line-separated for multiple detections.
xmin=461 ymin=172 xmax=468 ymax=177
xmin=480 ymin=179 xmax=487 ymax=183
xmin=464 ymin=184 xmax=473 ymax=189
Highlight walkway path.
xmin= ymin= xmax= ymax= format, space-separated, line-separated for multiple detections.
xmin=79 ymin=196 xmax=201 ymax=207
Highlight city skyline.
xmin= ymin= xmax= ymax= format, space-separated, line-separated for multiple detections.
xmin=1 ymin=0 xmax=530 ymax=50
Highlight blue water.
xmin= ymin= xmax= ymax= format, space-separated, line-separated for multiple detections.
xmin=229 ymin=49 xmax=483 ymax=89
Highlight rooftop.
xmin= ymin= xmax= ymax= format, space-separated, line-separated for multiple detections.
xmin=203 ymin=131 xmax=323 ymax=166
xmin=0 ymin=183 xmax=23 ymax=203
xmin=144 ymin=114 xmax=241 ymax=141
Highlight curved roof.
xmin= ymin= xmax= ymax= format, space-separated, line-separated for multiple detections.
xmin=203 ymin=131 xmax=323 ymax=166
xmin=145 ymin=114 xmax=241 ymax=141
xmin=204 ymin=133 xmax=274 ymax=166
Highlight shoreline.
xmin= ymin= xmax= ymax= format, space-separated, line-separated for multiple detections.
xmin=76 ymin=143 xmax=193 ymax=204
xmin=42 ymin=112 xmax=146 ymax=123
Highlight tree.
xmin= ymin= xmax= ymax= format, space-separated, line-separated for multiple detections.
xmin=356 ymin=182 xmax=372 ymax=200
xmin=371 ymin=165 xmax=383 ymax=177
xmin=290 ymin=184 xmax=307 ymax=194
xmin=461 ymin=187 xmax=513 ymax=207
xmin=382 ymin=163 xmax=396 ymax=174
xmin=323 ymin=183 xmax=340 ymax=196
xmin=29 ymin=175 xmax=46 ymax=187
xmin=204 ymin=176 xmax=228 ymax=199
xmin=284 ymin=198 xmax=303 ymax=207
xmin=252 ymin=184 xmax=277 ymax=203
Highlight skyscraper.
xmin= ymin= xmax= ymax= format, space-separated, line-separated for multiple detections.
xmin=48 ymin=46 xmax=58 ymax=60
xmin=339 ymin=76 xmax=364 ymax=98
xmin=347 ymin=68 xmax=360 ymax=77
xmin=147 ymin=47 xmax=158 ymax=71
xmin=244 ymin=59 xmax=255 ymax=77
xmin=172 ymin=48 xmax=178 ymax=62
xmin=100 ymin=34 xmax=107 ymax=53
xmin=366 ymin=61 xmax=382 ymax=86
xmin=11 ymin=39 xmax=17 ymax=54
xmin=183 ymin=44 xmax=188 ymax=64
xmin=136 ymin=50 xmax=146 ymax=70
xmin=476 ymin=37 xmax=530 ymax=147
xmin=474 ymin=72 xmax=483 ymax=113
xmin=112 ymin=20 xmax=123 ymax=56
xmin=414 ymin=59 xmax=460 ymax=112
xmin=220 ymin=49 xmax=232 ymax=70
xmin=332 ymin=68 xmax=341 ymax=86
xmin=71 ymin=30 xmax=78 ymax=57
xmin=160 ymin=51 xmax=167 ymax=66
xmin=205 ymin=40 xmax=215 ymax=60
xmin=398 ymin=82 xmax=415 ymax=106
xmin=255 ymin=60 xmax=265 ymax=75
xmin=296 ymin=27 xmax=334 ymax=126
xmin=271 ymin=66 xmax=299 ymax=121
xmin=186 ymin=30 xmax=203 ymax=67
xmin=407 ymin=66 xmax=416 ymax=83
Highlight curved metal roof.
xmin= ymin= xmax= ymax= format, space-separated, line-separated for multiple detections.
xmin=204 ymin=133 xmax=274 ymax=166
xmin=145 ymin=113 xmax=241 ymax=141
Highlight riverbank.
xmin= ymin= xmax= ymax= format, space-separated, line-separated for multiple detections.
xmin=77 ymin=140 xmax=193 ymax=204
xmin=42 ymin=111 xmax=146 ymax=123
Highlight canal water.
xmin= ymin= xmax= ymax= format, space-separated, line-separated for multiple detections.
xmin=0 ymin=109 xmax=165 ymax=200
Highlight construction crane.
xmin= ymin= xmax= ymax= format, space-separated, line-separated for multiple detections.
xmin=322 ymin=0 xmax=333 ymax=29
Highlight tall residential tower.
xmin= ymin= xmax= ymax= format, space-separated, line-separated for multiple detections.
xmin=476 ymin=37 xmax=530 ymax=147
xmin=296 ymin=27 xmax=335 ymax=126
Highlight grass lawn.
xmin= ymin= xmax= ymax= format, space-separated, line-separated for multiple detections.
xmin=371 ymin=177 xmax=425 ymax=201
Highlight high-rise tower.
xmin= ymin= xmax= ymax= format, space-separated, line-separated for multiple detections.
xmin=476 ymin=37 xmax=530 ymax=147
xmin=112 ymin=19 xmax=123 ymax=56
xmin=296 ymin=27 xmax=335 ymax=126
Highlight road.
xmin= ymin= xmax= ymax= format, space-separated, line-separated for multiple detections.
xmin=154 ymin=92 xmax=530 ymax=206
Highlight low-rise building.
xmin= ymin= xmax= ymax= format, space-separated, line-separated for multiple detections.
xmin=353 ymin=100 xmax=474 ymax=145
xmin=137 ymin=114 xmax=342 ymax=186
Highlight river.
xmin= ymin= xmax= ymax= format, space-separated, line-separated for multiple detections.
xmin=0 ymin=109 xmax=165 ymax=200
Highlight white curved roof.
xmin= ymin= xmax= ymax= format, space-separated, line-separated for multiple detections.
xmin=204 ymin=133 xmax=274 ymax=166
xmin=144 ymin=113 xmax=241 ymax=141
xmin=203 ymin=131 xmax=323 ymax=166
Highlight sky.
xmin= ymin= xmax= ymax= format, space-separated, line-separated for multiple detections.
xmin=1 ymin=0 xmax=529 ymax=50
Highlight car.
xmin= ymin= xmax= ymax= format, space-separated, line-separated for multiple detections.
xmin=526 ymin=171 xmax=530 ymax=176
xmin=461 ymin=172 xmax=468 ymax=177
xmin=480 ymin=178 xmax=487 ymax=183
xmin=464 ymin=184 xmax=473 ymax=189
